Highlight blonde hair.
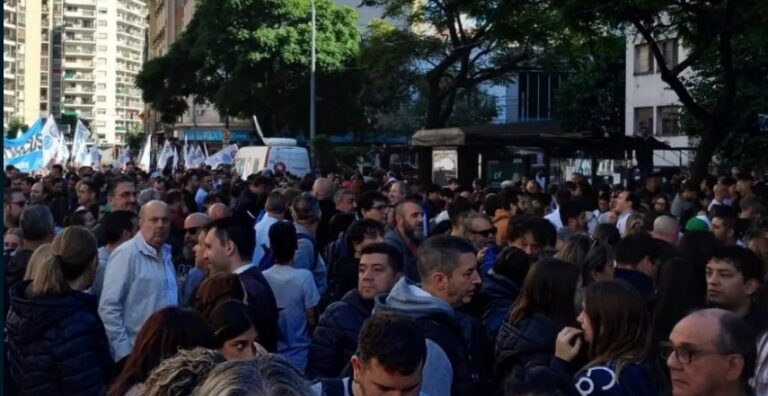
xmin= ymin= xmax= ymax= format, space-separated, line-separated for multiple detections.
xmin=23 ymin=243 xmax=53 ymax=281
xmin=30 ymin=226 xmax=97 ymax=296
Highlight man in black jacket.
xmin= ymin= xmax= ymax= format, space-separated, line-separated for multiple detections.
xmin=202 ymin=218 xmax=280 ymax=352
xmin=307 ymin=242 xmax=403 ymax=379
xmin=375 ymin=235 xmax=490 ymax=396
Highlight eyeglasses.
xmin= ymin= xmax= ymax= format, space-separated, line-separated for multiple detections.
xmin=185 ymin=227 xmax=201 ymax=235
xmin=659 ymin=341 xmax=724 ymax=364
xmin=371 ymin=204 xmax=388 ymax=211
xmin=470 ymin=227 xmax=497 ymax=238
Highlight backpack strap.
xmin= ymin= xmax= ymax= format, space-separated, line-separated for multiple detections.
xmin=297 ymin=233 xmax=319 ymax=271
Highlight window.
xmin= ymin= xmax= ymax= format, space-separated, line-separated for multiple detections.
xmin=96 ymin=57 xmax=106 ymax=65
xmin=634 ymin=43 xmax=654 ymax=74
xmin=98 ymin=45 xmax=107 ymax=51
xmin=634 ymin=107 xmax=654 ymax=136
xmin=657 ymin=106 xmax=681 ymax=136
xmin=660 ymin=39 xmax=679 ymax=70
xmin=97 ymin=83 xmax=106 ymax=90
xmin=96 ymin=95 xmax=106 ymax=102
xmin=98 ymin=33 xmax=107 ymax=39
xmin=97 ymin=108 xmax=106 ymax=114
xmin=98 ymin=133 xmax=106 ymax=139
xmin=96 ymin=120 xmax=106 ymax=127
xmin=99 ymin=8 xmax=107 ymax=14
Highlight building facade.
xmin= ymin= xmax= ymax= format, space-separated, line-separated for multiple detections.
xmin=625 ymin=31 xmax=692 ymax=168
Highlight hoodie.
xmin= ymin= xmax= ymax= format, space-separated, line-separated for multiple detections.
xmin=375 ymin=278 xmax=489 ymax=396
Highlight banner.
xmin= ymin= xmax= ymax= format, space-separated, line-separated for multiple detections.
xmin=4 ymin=117 xmax=45 ymax=172
xmin=41 ymin=115 xmax=63 ymax=167
xmin=187 ymin=144 xmax=205 ymax=168
xmin=138 ymin=133 xmax=152 ymax=171
xmin=204 ymin=144 xmax=238 ymax=168
xmin=158 ymin=140 xmax=174 ymax=169
xmin=72 ymin=120 xmax=91 ymax=167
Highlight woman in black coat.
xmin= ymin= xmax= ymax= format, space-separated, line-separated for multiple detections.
xmin=494 ymin=258 xmax=580 ymax=389
xmin=5 ymin=226 xmax=114 ymax=396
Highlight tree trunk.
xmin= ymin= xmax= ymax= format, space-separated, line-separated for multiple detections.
xmin=425 ymin=78 xmax=445 ymax=129
xmin=691 ymin=121 xmax=725 ymax=184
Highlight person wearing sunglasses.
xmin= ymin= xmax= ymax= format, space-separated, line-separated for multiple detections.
xmin=3 ymin=189 xmax=27 ymax=229
xmin=463 ymin=212 xmax=497 ymax=274
xmin=663 ymin=308 xmax=756 ymax=396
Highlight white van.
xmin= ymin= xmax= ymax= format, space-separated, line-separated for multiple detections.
xmin=234 ymin=138 xmax=311 ymax=177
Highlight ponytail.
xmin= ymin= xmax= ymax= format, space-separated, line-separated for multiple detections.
xmin=28 ymin=226 xmax=97 ymax=297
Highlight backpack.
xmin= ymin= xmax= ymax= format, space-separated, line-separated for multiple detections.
xmin=257 ymin=233 xmax=318 ymax=272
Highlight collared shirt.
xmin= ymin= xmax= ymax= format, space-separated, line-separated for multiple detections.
xmin=544 ymin=208 xmax=563 ymax=230
xmin=98 ymin=232 xmax=178 ymax=362
xmin=616 ymin=211 xmax=633 ymax=236
xmin=233 ymin=263 xmax=256 ymax=275
xmin=91 ymin=246 xmax=112 ymax=300
xmin=252 ymin=213 xmax=280 ymax=265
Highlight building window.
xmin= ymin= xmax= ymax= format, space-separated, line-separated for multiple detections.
xmin=657 ymin=106 xmax=681 ymax=136
xmin=98 ymin=45 xmax=107 ymax=51
xmin=98 ymin=133 xmax=106 ymax=139
xmin=97 ymin=95 xmax=106 ymax=102
xmin=96 ymin=58 xmax=106 ymax=65
xmin=634 ymin=43 xmax=654 ymax=74
xmin=99 ymin=8 xmax=107 ymax=14
xmin=98 ymin=33 xmax=107 ymax=39
xmin=99 ymin=20 xmax=107 ymax=26
xmin=660 ymin=39 xmax=679 ymax=70
xmin=634 ymin=107 xmax=654 ymax=136
xmin=97 ymin=108 xmax=106 ymax=114
xmin=97 ymin=83 xmax=106 ymax=90
xmin=96 ymin=120 xmax=106 ymax=127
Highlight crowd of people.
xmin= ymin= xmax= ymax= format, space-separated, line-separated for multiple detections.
xmin=3 ymin=160 xmax=768 ymax=396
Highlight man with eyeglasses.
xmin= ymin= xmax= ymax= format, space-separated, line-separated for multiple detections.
xmin=663 ymin=308 xmax=756 ymax=396
xmin=178 ymin=212 xmax=210 ymax=306
xmin=462 ymin=212 xmax=497 ymax=273
xmin=357 ymin=191 xmax=388 ymax=225
xmin=3 ymin=189 xmax=27 ymax=229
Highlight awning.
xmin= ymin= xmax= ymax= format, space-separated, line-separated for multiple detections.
xmin=183 ymin=128 xmax=253 ymax=142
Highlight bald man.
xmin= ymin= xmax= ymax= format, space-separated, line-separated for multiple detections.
xmin=206 ymin=202 xmax=232 ymax=220
xmin=29 ymin=182 xmax=47 ymax=204
xmin=99 ymin=200 xmax=178 ymax=363
xmin=653 ymin=215 xmax=680 ymax=246
xmin=666 ymin=309 xmax=756 ymax=396
xmin=180 ymin=212 xmax=210 ymax=305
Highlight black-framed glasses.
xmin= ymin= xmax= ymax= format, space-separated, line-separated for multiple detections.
xmin=659 ymin=341 xmax=723 ymax=364
xmin=185 ymin=227 xmax=201 ymax=235
xmin=470 ymin=227 xmax=497 ymax=238
xmin=371 ymin=204 xmax=388 ymax=211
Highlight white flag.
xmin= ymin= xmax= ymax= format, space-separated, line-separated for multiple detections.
xmin=115 ymin=148 xmax=130 ymax=170
xmin=158 ymin=140 xmax=174 ymax=169
xmin=138 ymin=133 xmax=151 ymax=171
xmin=89 ymin=146 xmax=101 ymax=170
xmin=204 ymin=144 xmax=238 ymax=168
xmin=172 ymin=145 xmax=179 ymax=170
xmin=72 ymin=120 xmax=91 ymax=167
xmin=41 ymin=115 xmax=63 ymax=167
xmin=55 ymin=138 xmax=71 ymax=166
xmin=183 ymin=135 xmax=190 ymax=169
xmin=189 ymin=144 xmax=205 ymax=168
xmin=81 ymin=145 xmax=93 ymax=168
xmin=203 ymin=142 xmax=209 ymax=159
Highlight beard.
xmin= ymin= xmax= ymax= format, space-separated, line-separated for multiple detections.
xmin=182 ymin=245 xmax=195 ymax=262
xmin=404 ymin=223 xmax=425 ymax=243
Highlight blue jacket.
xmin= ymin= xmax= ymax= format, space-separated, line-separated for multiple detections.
xmin=551 ymin=357 xmax=656 ymax=396
xmin=5 ymin=281 xmax=115 ymax=396
xmin=307 ymin=289 xmax=373 ymax=379
xmin=478 ymin=272 xmax=520 ymax=340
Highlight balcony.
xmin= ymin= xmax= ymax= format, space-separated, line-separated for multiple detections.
xmin=64 ymin=46 xmax=95 ymax=55
xmin=64 ymin=23 xmax=96 ymax=31
xmin=64 ymin=34 xmax=95 ymax=43
xmin=64 ymin=9 xmax=96 ymax=19
xmin=67 ymin=87 xmax=95 ymax=94
xmin=66 ymin=0 xmax=97 ymax=5
xmin=64 ymin=60 xmax=94 ymax=69
xmin=64 ymin=71 xmax=94 ymax=81
xmin=63 ymin=98 xmax=95 ymax=106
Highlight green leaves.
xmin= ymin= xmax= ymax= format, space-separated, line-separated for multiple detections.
xmin=137 ymin=0 xmax=360 ymax=132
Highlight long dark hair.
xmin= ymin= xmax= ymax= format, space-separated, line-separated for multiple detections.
xmin=507 ymin=258 xmax=579 ymax=326
xmin=107 ymin=307 xmax=216 ymax=396
xmin=582 ymin=280 xmax=649 ymax=374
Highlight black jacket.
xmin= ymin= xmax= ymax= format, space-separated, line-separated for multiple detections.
xmin=239 ymin=266 xmax=280 ymax=353
xmin=494 ymin=313 xmax=564 ymax=386
xmin=5 ymin=281 xmax=115 ymax=396
xmin=307 ymin=289 xmax=373 ymax=379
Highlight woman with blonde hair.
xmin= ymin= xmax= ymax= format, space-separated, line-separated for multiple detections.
xmin=22 ymin=243 xmax=52 ymax=281
xmin=5 ymin=226 xmax=114 ymax=395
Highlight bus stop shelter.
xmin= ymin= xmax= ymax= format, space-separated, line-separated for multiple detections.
xmin=411 ymin=121 xmax=672 ymax=187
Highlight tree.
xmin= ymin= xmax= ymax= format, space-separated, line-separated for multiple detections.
xmin=137 ymin=0 xmax=360 ymax=134
xmin=556 ymin=0 xmax=768 ymax=182
xmin=553 ymin=35 xmax=625 ymax=135
xmin=6 ymin=118 xmax=28 ymax=139
xmin=361 ymin=0 xmax=562 ymax=129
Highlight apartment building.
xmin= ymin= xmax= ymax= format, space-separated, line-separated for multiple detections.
xmin=625 ymin=31 xmax=692 ymax=168
xmin=4 ymin=0 xmax=20 ymax=128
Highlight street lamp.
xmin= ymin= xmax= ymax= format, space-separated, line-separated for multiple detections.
xmin=309 ymin=0 xmax=317 ymax=170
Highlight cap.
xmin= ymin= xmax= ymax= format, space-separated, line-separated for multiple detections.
xmin=685 ymin=217 xmax=710 ymax=232
xmin=150 ymin=171 xmax=162 ymax=179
